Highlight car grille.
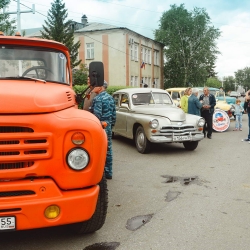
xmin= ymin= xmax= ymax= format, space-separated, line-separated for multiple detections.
xmin=0 ymin=126 xmax=52 ymax=169
xmin=160 ymin=125 xmax=196 ymax=135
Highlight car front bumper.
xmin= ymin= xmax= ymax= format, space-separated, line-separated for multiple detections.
xmin=149 ymin=133 xmax=204 ymax=143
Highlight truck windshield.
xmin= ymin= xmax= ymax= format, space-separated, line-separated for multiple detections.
xmin=0 ymin=45 xmax=69 ymax=84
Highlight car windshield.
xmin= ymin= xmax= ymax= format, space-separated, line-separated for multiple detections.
xmin=132 ymin=92 xmax=172 ymax=105
xmin=0 ymin=45 xmax=69 ymax=84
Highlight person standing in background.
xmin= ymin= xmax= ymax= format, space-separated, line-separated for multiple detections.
xmin=233 ymin=99 xmax=244 ymax=131
xmin=83 ymin=76 xmax=97 ymax=111
xmin=188 ymin=88 xmax=203 ymax=116
xmin=199 ymin=87 xmax=216 ymax=139
xmin=242 ymin=90 xmax=250 ymax=142
xmin=180 ymin=87 xmax=192 ymax=113
xmin=92 ymin=81 xmax=116 ymax=179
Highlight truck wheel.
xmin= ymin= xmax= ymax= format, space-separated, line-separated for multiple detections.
xmin=69 ymin=174 xmax=108 ymax=234
xmin=183 ymin=141 xmax=198 ymax=151
xmin=135 ymin=126 xmax=151 ymax=154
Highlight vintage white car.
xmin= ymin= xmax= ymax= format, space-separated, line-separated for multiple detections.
xmin=112 ymin=88 xmax=205 ymax=154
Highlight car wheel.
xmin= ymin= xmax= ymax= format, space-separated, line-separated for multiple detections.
xmin=135 ymin=126 xmax=151 ymax=154
xmin=69 ymin=173 xmax=108 ymax=234
xmin=183 ymin=141 xmax=198 ymax=151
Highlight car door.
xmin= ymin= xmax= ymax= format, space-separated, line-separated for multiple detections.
xmin=113 ymin=93 xmax=129 ymax=137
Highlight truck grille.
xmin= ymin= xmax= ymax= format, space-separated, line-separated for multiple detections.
xmin=66 ymin=91 xmax=73 ymax=101
xmin=0 ymin=161 xmax=34 ymax=169
xmin=0 ymin=126 xmax=52 ymax=165
xmin=0 ymin=126 xmax=33 ymax=133
xmin=0 ymin=190 xmax=35 ymax=197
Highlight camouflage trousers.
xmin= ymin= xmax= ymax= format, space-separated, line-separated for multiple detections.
xmin=104 ymin=126 xmax=113 ymax=177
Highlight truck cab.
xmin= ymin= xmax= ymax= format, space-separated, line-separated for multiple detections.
xmin=0 ymin=33 xmax=108 ymax=233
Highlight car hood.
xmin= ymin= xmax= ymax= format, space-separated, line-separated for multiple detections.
xmin=132 ymin=105 xmax=186 ymax=121
xmin=0 ymin=80 xmax=76 ymax=113
xmin=217 ymin=96 xmax=236 ymax=104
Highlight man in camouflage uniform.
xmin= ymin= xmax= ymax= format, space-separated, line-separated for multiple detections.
xmin=92 ymin=81 xmax=116 ymax=179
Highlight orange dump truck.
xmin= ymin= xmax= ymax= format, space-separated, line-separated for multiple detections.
xmin=0 ymin=33 xmax=108 ymax=233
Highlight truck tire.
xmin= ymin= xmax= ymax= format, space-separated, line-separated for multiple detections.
xmin=69 ymin=174 xmax=108 ymax=234
xmin=135 ymin=126 xmax=151 ymax=154
xmin=183 ymin=141 xmax=198 ymax=151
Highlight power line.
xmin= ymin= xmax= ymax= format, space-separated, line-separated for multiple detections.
xmin=9 ymin=0 xmax=250 ymax=46
xmin=12 ymin=0 xmax=47 ymax=18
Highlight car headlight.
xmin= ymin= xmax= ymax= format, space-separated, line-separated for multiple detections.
xmin=67 ymin=148 xmax=89 ymax=171
xmin=149 ymin=119 xmax=159 ymax=129
xmin=198 ymin=118 xmax=205 ymax=127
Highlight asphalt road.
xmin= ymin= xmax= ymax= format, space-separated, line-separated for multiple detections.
xmin=2 ymin=115 xmax=250 ymax=250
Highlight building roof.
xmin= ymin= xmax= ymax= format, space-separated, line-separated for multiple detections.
xmin=75 ymin=22 xmax=123 ymax=33
xmin=23 ymin=21 xmax=164 ymax=46
xmin=74 ymin=22 xmax=164 ymax=46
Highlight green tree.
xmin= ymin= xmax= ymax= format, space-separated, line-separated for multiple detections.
xmin=41 ymin=0 xmax=81 ymax=68
xmin=155 ymin=4 xmax=221 ymax=87
xmin=235 ymin=67 xmax=250 ymax=91
xmin=206 ymin=77 xmax=221 ymax=88
xmin=72 ymin=63 xmax=88 ymax=85
xmin=0 ymin=0 xmax=16 ymax=35
xmin=222 ymin=76 xmax=235 ymax=94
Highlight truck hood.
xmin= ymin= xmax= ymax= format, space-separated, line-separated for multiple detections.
xmin=132 ymin=105 xmax=186 ymax=121
xmin=0 ymin=80 xmax=76 ymax=113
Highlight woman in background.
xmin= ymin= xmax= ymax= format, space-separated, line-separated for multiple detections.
xmin=180 ymin=87 xmax=192 ymax=113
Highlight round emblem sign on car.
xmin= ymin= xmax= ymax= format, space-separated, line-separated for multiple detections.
xmin=212 ymin=109 xmax=230 ymax=132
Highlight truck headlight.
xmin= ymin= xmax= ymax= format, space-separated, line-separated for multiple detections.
xmin=198 ymin=118 xmax=205 ymax=127
xmin=149 ymin=119 xmax=159 ymax=129
xmin=67 ymin=148 xmax=89 ymax=171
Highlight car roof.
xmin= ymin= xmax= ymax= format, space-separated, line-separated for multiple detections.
xmin=196 ymin=87 xmax=219 ymax=91
xmin=165 ymin=88 xmax=186 ymax=91
xmin=114 ymin=88 xmax=167 ymax=94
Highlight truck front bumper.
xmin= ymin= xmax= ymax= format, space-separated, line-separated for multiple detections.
xmin=0 ymin=178 xmax=99 ymax=231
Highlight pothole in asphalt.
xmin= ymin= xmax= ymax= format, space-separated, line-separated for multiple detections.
xmin=162 ymin=175 xmax=199 ymax=186
xmin=83 ymin=242 xmax=120 ymax=250
xmin=165 ymin=190 xmax=181 ymax=202
xmin=126 ymin=214 xmax=153 ymax=231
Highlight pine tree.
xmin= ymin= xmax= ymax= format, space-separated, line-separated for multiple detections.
xmin=41 ymin=0 xmax=81 ymax=68
xmin=0 ymin=0 xmax=16 ymax=35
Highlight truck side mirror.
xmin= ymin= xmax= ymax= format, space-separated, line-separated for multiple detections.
xmin=89 ymin=62 xmax=104 ymax=87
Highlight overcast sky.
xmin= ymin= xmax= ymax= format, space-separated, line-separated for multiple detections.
xmin=5 ymin=0 xmax=250 ymax=79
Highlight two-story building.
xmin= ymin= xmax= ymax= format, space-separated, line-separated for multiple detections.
xmin=25 ymin=15 xmax=164 ymax=88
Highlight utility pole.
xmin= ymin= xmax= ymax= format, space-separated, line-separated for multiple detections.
xmin=4 ymin=0 xmax=35 ymax=33
xmin=4 ymin=0 xmax=35 ymax=76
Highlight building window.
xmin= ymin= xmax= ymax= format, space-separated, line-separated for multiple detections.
xmin=86 ymin=43 xmax=94 ymax=59
xmin=144 ymin=48 xmax=147 ymax=63
xmin=148 ymin=50 xmax=151 ymax=64
xmin=134 ymin=44 xmax=138 ymax=61
xmin=134 ymin=76 xmax=138 ymax=87
xmin=141 ymin=47 xmax=143 ymax=62
xmin=154 ymin=51 xmax=159 ymax=66
xmin=130 ymin=76 xmax=134 ymax=86
xmin=148 ymin=77 xmax=151 ymax=87
xmin=131 ymin=44 xmax=134 ymax=61
xmin=154 ymin=78 xmax=158 ymax=88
